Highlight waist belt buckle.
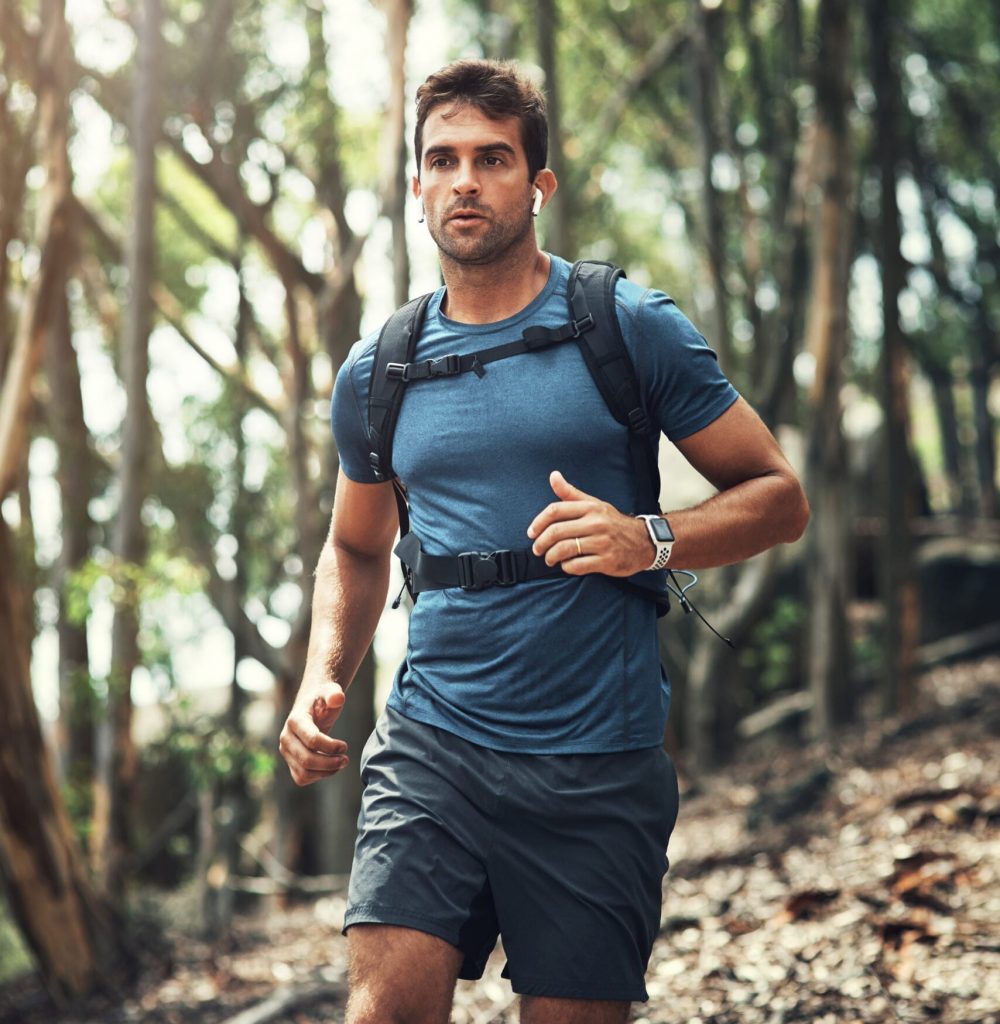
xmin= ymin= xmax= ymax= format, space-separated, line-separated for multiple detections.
xmin=457 ymin=549 xmax=516 ymax=590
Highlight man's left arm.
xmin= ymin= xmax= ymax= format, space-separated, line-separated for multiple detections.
xmin=527 ymin=397 xmax=809 ymax=574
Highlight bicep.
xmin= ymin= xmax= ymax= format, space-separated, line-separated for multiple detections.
xmin=329 ymin=468 xmax=400 ymax=560
xmin=673 ymin=397 xmax=798 ymax=492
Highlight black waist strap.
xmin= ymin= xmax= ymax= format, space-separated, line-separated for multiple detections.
xmin=395 ymin=532 xmax=563 ymax=593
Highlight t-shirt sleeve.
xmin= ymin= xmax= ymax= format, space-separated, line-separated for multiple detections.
xmin=625 ymin=289 xmax=739 ymax=442
xmin=331 ymin=339 xmax=382 ymax=483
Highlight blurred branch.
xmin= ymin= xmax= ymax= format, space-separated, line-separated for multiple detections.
xmin=73 ymin=194 xmax=284 ymax=421
xmin=158 ymin=186 xmax=240 ymax=265
xmin=589 ymin=26 xmax=689 ymax=158
xmin=167 ymin=135 xmax=325 ymax=294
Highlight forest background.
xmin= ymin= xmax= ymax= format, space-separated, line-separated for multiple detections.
xmin=1 ymin=0 xmax=998 ymax=1016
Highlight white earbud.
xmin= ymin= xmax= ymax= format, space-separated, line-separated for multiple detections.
xmin=532 ymin=188 xmax=543 ymax=216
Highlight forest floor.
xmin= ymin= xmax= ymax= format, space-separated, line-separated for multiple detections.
xmin=2 ymin=656 xmax=998 ymax=1024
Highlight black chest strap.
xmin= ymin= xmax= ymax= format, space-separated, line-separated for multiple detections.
xmin=384 ymin=314 xmax=595 ymax=383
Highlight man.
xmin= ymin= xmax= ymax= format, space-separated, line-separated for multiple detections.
xmin=279 ymin=59 xmax=809 ymax=1023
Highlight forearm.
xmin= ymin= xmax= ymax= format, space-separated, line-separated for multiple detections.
xmin=298 ymin=539 xmax=392 ymax=699
xmin=666 ymin=470 xmax=809 ymax=570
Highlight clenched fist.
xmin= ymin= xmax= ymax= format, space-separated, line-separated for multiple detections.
xmin=278 ymin=684 xmax=350 ymax=786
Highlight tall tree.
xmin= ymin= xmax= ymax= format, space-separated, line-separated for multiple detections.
xmin=93 ymin=0 xmax=161 ymax=897
xmin=687 ymin=0 xmax=732 ymax=368
xmin=536 ymin=0 xmax=569 ymax=254
xmin=0 ymin=0 xmax=130 ymax=1000
xmin=376 ymin=0 xmax=413 ymax=308
xmin=804 ymin=0 xmax=853 ymax=736
xmin=869 ymin=0 xmax=920 ymax=715
xmin=46 ymin=279 xmax=98 ymax=784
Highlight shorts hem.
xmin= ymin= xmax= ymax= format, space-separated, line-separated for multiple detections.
xmin=509 ymin=974 xmax=648 ymax=1002
xmin=342 ymin=904 xmax=489 ymax=981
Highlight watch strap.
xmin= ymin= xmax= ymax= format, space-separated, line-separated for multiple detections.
xmin=636 ymin=514 xmax=673 ymax=570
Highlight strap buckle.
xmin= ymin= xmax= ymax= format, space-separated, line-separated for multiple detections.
xmin=571 ymin=313 xmax=595 ymax=337
xmin=386 ymin=354 xmax=462 ymax=382
xmin=457 ymin=549 xmax=517 ymax=590
xmin=431 ymin=353 xmax=462 ymax=376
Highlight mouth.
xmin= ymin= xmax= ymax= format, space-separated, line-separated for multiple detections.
xmin=448 ymin=210 xmax=487 ymax=226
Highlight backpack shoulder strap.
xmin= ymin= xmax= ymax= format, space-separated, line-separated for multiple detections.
xmin=569 ymin=260 xmax=671 ymax=614
xmin=569 ymin=260 xmax=661 ymax=514
xmin=568 ymin=261 xmax=648 ymax=432
xmin=367 ymin=292 xmax=434 ymax=483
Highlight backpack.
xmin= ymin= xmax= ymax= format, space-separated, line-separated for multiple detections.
xmin=365 ymin=259 xmax=672 ymax=615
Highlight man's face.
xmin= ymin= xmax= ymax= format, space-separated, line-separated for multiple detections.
xmin=414 ymin=103 xmax=535 ymax=267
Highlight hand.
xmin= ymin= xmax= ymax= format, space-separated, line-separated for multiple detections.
xmin=278 ymin=683 xmax=350 ymax=787
xmin=526 ymin=470 xmax=653 ymax=577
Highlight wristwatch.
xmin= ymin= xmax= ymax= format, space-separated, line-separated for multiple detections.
xmin=636 ymin=514 xmax=674 ymax=570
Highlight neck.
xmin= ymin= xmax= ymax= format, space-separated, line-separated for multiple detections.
xmin=439 ymin=237 xmax=551 ymax=324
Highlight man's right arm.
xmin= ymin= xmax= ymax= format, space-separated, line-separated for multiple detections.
xmin=278 ymin=468 xmax=400 ymax=787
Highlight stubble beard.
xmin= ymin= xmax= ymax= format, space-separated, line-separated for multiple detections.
xmin=429 ymin=203 xmax=534 ymax=268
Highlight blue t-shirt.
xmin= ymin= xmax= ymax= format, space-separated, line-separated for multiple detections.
xmin=332 ymin=255 xmax=739 ymax=754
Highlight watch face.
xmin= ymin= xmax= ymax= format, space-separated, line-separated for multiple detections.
xmin=650 ymin=517 xmax=674 ymax=542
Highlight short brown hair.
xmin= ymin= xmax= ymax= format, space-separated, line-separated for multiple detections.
xmin=414 ymin=59 xmax=548 ymax=181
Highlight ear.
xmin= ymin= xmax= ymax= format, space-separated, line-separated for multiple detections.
xmin=411 ymin=175 xmax=422 ymax=200
xmin=531 ymin=169 xmax=558 ymax=212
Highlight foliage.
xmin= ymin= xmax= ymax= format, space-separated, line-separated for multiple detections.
xmin=0 ymin=898 xmax=32 ymax=984
xmin=740 ymin=595 xmax=807 ymax=698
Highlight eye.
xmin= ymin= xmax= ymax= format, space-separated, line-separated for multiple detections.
xmin=482 ymin=154 xmax=503 ymax=166
xmin=429 ymin=156 xmax=452 ymax=168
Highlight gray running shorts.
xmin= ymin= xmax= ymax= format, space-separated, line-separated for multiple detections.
xmin=343 ymin=706 xmax=680 ymax=1002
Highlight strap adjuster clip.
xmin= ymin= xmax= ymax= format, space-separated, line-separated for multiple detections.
xmin=571 ymin=313 xmax=595 ymax=337
xmin=457 ymin=550 xmax=517 ymax=590
xmin=627 ymin=407 xmax=650 ymax=433
xmin=430 ymin=353 xmax=462 ymax=377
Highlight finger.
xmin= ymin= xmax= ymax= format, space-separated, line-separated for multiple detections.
xmin=526 ymin=499 xmax=590 ymax=541
xmin=278 ymin=727 xmax=348 ymax=772
xmin=288 ymin=715 xmax=348 ymax=756
xmin=290 ymin=757 xmax=350 ymax=787
xmin=549 ymin=470 xmax=592 ymax=502
xmin=531 ymin=512 xmax=603 ymax=556
xmin=311 ymin=687 xmax=346 ymax=721
xmin=292 ymin=743 xmax=350 ymax=772
xmin=541 ymin=536 xmax=604 ymax=567
xmin=558 ymin=554 xmax=604 ymax=576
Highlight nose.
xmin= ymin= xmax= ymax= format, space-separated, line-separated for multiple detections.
xmin=451 ymin=159 xmax=480 ymax=196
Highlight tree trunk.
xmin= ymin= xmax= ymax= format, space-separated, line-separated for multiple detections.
xmin=805 ymin=0 xmax=853 ymax=737
xmin=375 ymin=0 xmax=413 ymax=308
xmin=201 ymin=253 xmax=253 ymax=938
xmin=869 ymin=0 xmax=920 ymax=717
xmin=535 ymin=0 xmax=569 ymax=255
xmin=0 ymin=520 xmax=130 ymax=1003
xmin=683 ymin=550 xmax=782 ymax=773
xmin=0 ymin=3 xmax=38 ymax=379
xmin=927 ymin=368 xmax=965 ymax=515
xmin=45 ymin=238 xmax=97 ymax=784
xmin=0 ymin=10 xmax=128 ymax=986
xmin=94 ymin=0 xmax=161 ymax=897
xmin=688 ymin=0 xmax=732 ymax=368
xmin=970 ymin=347 xmax=998 ymax=519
